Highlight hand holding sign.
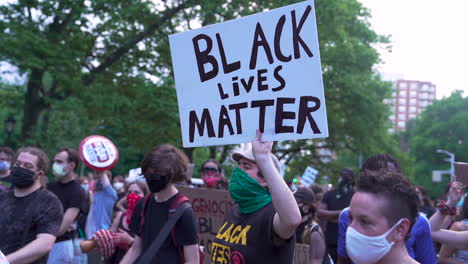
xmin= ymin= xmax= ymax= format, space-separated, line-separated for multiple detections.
xmin=79 ymin=135 xmax=119 ymax=171
xmin=252 ymin=130 xmax=273 ymax=161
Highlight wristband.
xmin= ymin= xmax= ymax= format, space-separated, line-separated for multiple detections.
xmin=437 ymin=201 xmax=457 ymax=216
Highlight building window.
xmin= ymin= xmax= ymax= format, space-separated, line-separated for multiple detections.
xmin=398 ymin=121 xmax=405 ymax=128
xmin=410 ymin=106 xmax=417 ymax=113
xmin=409 ymin=113 xmax=416 ymax=119
xmin=399 ymin=90 xmax=407 ymax=97
xmin=399 ymin=105 xmax=406 ymax=112
xmin=410 ymin=90 xmax=417 ymax=96
xmin=410 ymin=98 xmax=417 ymax=104
xmin=399 ymin=98 xmax=406 ymax=104
xmin=399 ymin=82 xmax=407 ymax=88
xmin=410 ymin=82 xmax=418 ymax=89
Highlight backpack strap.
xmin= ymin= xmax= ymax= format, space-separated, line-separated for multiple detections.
xmin=136 ymin=193 xmax=191 ymax=264
xmin=170 ymin=193 xmax=189 ymax=212
xmin=139 ymin=193 xmax=153 ymax=235
xmin=169 ymin=193 xmax=190 ymax=264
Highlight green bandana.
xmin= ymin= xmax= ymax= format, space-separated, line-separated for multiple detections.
xmin=229 ymin=167 xmax=272 ymax=214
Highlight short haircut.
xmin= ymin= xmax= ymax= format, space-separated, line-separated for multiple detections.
xmin=357 ymin=170 xmax=419 ymax=232
xmin=58 ymin=147 xmax=80 ymax=172
xmin=141 ymin=144 xmax=188 ymax=183
xmin=0 ymin=147 xmax=15 ymax=161
xmin=360 ymin=154 xmax=401 ymax=173
xmin=15 ymin=146 xmax=50 ymax=174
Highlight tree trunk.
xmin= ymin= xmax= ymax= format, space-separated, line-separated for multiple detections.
xmin=183 ymin=147 xmax=194 ymax=162
xmin=21 ymin=68 xmax=46 ymax=142
xmin=209 ymin=146 xmax=216 ymax=159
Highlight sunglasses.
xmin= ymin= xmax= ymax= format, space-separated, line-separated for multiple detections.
xmin=201 ymin=167 xmax=219 ymax=174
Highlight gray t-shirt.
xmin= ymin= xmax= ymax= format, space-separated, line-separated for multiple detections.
xmin=0 ymin=188 xmax=63 ymax=264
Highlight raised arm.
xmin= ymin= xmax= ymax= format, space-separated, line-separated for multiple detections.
xmin=252 ymin=131 xmax=301 ymax=240
xmin=430 ymin=182 xmax=468 ymax=249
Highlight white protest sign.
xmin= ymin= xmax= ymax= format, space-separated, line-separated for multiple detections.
xmin=169 ymin=0 xmax=328 ymax=147
xmin=301 ymin=166 xmax=318 ymax=186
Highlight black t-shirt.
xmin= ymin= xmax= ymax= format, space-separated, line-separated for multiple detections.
xmin=321 ymin=188 xmax=353 ymax=245
xmin=211 ymin=203 xmax=296 ymax=264
xmin=130 ymin=193 xmax=198 ymax=263
xmin=47 ymin=180 xmax=87 ymax=241
xmin=0 ymin=188 xmax=63 ymax=264
xmin=0 ymin=175 xmax=12 ymax=191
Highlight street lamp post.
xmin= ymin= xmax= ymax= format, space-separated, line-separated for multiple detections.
xmin=4 ymin=114 xmax=16 ymax=147
xmin=436 ymin=149 xmax=455 ymax=181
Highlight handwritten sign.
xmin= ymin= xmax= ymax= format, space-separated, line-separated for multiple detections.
xmin=178 ymin=186 xmax=310 ymax=263
xmin=169 ymin=0 xmax=328 ymax=147
xmin=301 ymin=166 xmax=318 ymax=186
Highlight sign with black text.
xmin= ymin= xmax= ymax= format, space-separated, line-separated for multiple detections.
xmin=170 ymin=0 xmax=328 ymax=147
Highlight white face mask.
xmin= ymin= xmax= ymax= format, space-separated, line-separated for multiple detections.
xmin=346 ymin=219 xmax=403 ymax=264
xmin=52 ymin=163 xmax=70 ymax=179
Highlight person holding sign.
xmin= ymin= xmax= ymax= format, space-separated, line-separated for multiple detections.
xmin=211 ymin=131 xmax=301 ymax=264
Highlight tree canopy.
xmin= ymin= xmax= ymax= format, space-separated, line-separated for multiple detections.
xmin=407 ymin=91 xmax=468 ymax=197
xmin=0 ymin=0 xmax=395 ymax=180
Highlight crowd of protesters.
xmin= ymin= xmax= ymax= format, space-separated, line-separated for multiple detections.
xmin=3 ymin=135 xmax=468 ymax=264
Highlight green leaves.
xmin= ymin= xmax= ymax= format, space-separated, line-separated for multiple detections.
xmin=407 ymin=91 xmax=468 ymax=197
xmin=1 ymin=0 xmax=394 ymax=178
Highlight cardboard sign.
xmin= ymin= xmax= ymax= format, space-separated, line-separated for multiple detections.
xmin=455 ymin=162 xmax=468 ymax=186
xmin=169 ymin=0 xmax=328 ymax=147
xmin=79 ymin=135 xmax=119 ymax=171
xmin=178 ymin=186 xmax=235 ymax=264
xmin=178 ymin=186 xmax=310 ymax=263
xmin=301 ymin=166 xmax=318 ymax=186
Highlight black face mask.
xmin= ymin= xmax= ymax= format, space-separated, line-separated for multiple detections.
xmin=145 ymin=174 xmax=169 ymax=193
xmin=11 ymin=167 xmax=37 ymax=189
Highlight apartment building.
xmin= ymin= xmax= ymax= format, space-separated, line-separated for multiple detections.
xmin=388 ymin=80 xmax=436 ymax=132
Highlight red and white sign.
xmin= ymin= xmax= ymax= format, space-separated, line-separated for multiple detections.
xmin=79 ymin=135 xmax=119 ymax=171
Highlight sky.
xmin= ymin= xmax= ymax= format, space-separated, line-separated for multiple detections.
xmin=358 ymin=0 xmax=468 ymax=99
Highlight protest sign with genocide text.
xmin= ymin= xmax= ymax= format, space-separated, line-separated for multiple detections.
xmin=169 ymin=0 xmax=328 ymax=147
xmin=178 ymin=186 xmax=310 ymax=264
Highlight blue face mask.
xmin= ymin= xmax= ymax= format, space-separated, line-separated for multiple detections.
xmin=81 ymin=184 xmax=89 ymax=191
xmin=0 ymin=161 xmax=11 ymax=172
